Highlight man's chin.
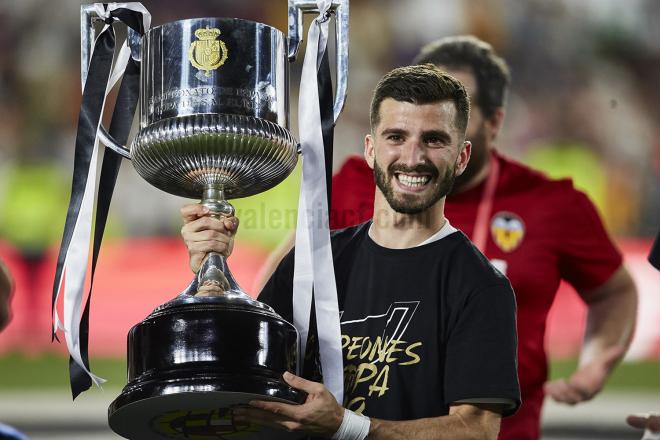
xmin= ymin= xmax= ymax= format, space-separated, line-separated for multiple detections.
xmin=387 ymin=194 xmax=434 ymax=215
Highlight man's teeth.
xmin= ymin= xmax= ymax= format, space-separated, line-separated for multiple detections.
xmin=396 ymin=174 xmax=430 ymax=187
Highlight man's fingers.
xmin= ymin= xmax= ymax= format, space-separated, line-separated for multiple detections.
xmin=556 ymin=382 xmax=583 ymax=404
xmin=180 ymin=204 xmax=209 ymax=222
xmin=282 ymin=371 xmax=323 ymax=394
xmin=544 ymin=379 xmax=584 ymax=405
xmin=249 ymin=399 xmax=302 ymax=421
xmin=180 ymin=204 xmax=239 ymax=274
xmin=187 ymin=238 xmax=231 ymax=253
xmin=182 ymin=216 xmax=229 ymax=235
xmin=223 ymin=216 xmax=239 ymax=232
xmin=564 ymin=371 xmax=596 ymax=401
xmin=233 ymin=406 xmax=301 ymax=432
xmin=185 ymin=228 xmax=233 ymax=242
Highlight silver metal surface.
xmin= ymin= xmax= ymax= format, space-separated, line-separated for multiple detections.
xmin=141 ymin=18 xmax=289 ymax=128
xmin=80 ymin=4 xmax=95 ymax=89
xmin=195 ymin=186 xmax=245 ymax=301
xmin=158 ymin=281 xmax=278 ymax=318
xmin=200 ymin=186 xmax=235 ymax=217
xmin=81 ymin=5 xmax=140 ymax=158
xmin=81 ymin=12 xmax=299 ymax=199
xmin=130 ymin=113 xmax=297 ymax=199
xmin=80 ymin=5 xmax=141 ymax=87
xmin=99 ymin=127 xmax=131 ymax=158
xmin=287 ymin=0 xmax=349 ymax=122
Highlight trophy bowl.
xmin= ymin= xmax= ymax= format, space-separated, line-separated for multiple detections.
xmin=130 ymin=17 xmax=299 ymax=199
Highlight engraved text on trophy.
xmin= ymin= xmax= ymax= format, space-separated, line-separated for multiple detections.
xmin=148 ymin=86 xmax=277 ymax=121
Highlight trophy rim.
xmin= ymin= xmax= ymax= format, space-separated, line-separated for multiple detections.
xmin=146 ymin=16 xmax=284 ymax=37
xmin=109 ymin=386 xmax=305 ymax=439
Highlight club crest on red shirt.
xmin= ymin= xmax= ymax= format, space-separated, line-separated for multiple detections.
xmin=490 ymin=212 xmax=525 ymax=252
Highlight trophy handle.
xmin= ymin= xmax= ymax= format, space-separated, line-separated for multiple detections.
xmin=81 ymin=4 xmax=143 ymax=160
xmin=287 ymin=0 xmax=349 ymax=122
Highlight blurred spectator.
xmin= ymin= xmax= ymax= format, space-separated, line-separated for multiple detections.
xmin=0 ymin=259 xmax=12 ymax=330
xmin=0 ymin=259 xmax=29 ymax=440
xmin=0 ymin=0 xmax=659 ymax=243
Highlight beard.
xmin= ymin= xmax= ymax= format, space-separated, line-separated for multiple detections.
xmin=452 ymin=122 xmax=488 ymax=193
xmin=374 ymin=157 xmax=456 ymax=215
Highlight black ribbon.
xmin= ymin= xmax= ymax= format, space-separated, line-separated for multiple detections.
xmin=70 ymin=57 xmax=141 ymax=399
xmin=52 ymin=6 xmax=145 ymax=399
xmin=318 ymin=49 xmax=334 ymax=212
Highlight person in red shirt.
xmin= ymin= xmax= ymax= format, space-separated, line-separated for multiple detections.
xmin=333 ymin=36 xmax=638 ymax=440
xmin=258 ymin=36 xmax=638 ymax=440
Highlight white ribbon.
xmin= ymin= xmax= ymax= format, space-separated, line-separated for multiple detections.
xmin=53 ymin=2 xmax=150 ymax=387
xmin=292 ymin=0 xmax=344 ymax=403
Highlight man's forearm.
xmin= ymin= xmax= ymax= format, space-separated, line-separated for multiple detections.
xmin=579 ymin=266 xmax=637 ymax=367
xmin=366 ymin=405 xmax=501 ymax=440
xmin=545 ymin=266 xmax=637 ymax=404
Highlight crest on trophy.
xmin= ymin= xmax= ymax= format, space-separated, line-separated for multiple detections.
xmin=188 ymin=26 xmax=228 ymax=77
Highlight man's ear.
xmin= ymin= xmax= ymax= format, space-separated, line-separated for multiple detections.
xmin=455 ymin=141 xmax=471 ymax=176
xmin=485 ymin=107 xmax=505 ymax=142
xmin=364 ymin=134 xmax=375 ymax=169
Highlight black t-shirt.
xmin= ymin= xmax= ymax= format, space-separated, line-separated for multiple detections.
xmin=259 ymin=222 xmax=521 ymax=420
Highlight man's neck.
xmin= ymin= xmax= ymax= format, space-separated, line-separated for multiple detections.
xmin=370 ymin=192 xmax=447 ymax=249
xmin=452 ymin=149 xmax=494 ymax=194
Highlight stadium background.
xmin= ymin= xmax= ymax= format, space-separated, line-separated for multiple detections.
xmin=0 ymin=0 xmax=658 ymax=438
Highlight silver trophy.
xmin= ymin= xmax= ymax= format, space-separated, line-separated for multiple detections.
xmin=78 ymin=2 xmax=348 ymax=439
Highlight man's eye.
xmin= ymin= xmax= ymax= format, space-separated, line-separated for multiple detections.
xmin=387 ymin=134 xmax=403 ymax=142
xmin=426 ymin=137 xmax=446 ymax=146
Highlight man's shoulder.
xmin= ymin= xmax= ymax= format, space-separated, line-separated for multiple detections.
xmin=497 ymin=151 xmax=583 ymax=200
xmin=443 ymin=232 xmax=510 ymax=286
xmin=330 ymin=222 xmax=370 ymax=250
xmin=434 ymin=233 xmax=514 ymax=310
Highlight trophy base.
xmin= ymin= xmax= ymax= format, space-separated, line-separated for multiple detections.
xmin=108 ymin=374 xmax=306 ymax=439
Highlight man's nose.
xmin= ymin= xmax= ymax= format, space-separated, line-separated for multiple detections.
xmin=399 ymin=138 xmax=426 ymax=166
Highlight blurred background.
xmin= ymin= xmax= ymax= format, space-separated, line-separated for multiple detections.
xmin=0 ymin=0 xmax=658 ymax=438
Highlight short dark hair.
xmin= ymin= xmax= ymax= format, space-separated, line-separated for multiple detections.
xmin=369 ymin=64 xmax=470 ymax=137
xmin=413 ymin=35 xmax=510 ymax=118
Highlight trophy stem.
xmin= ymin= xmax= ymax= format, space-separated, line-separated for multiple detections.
xmin=195 ymin=184 xmax=245 ymax=297
xmin=201 ymin=185 xmax=235 ymax=217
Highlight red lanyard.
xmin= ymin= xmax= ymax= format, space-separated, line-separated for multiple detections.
xmin=471 ymin=154 xmax=500 ymax=253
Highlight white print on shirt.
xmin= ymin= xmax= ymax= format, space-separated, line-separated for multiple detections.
xmin=340 ymin=302 xmax=422 ymax=413
xmin=340 ymin=301 xmax=420 ymax=354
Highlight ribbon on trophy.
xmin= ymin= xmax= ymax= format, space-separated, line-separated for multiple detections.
xmin=292 ymin=0 xmax=344 ymax=403
xmin=51 ymin=3 xmax=150 ymax=399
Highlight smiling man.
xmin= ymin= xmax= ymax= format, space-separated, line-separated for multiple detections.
xmin=324 ymin=36 xmax=638 ymax=440
xmin=181 ymin=64 xmax=520 ymax=440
